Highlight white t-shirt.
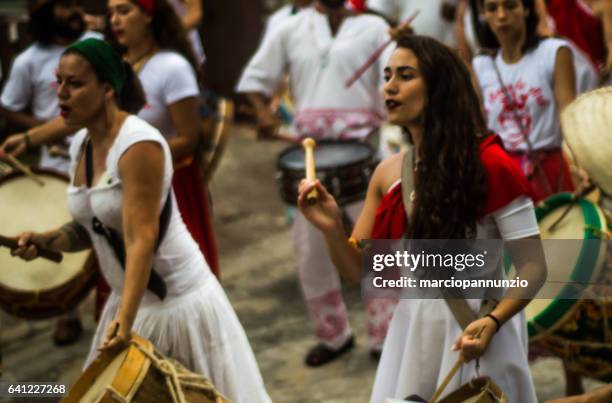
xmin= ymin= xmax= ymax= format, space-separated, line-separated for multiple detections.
xmin=0 ymin=31 xmax=102 ymax=172
xmin=368 ymin=0 xmax=458 ymax=46
xmin=137 ymin=51 xmax=200 ymax=140
xmin=236 ymin=8 xmax=391 ymax=140
xmin=168 ymin=0 xmax=206 ymax=64
xmin=473 ymin=38 xmax=584 ymax=152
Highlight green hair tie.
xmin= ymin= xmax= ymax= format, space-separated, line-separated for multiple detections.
xmin=66 ymin=38 xmax=126 ymax=95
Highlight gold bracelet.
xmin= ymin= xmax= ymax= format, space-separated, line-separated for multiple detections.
xmin=347 ymin=237 xmax=360 ymax=249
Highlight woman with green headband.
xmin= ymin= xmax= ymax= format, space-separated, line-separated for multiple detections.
xmin=1 ymin=0 xmax=221 ymax=282
xmin=9 ymin=38 xmax=271 ymax=403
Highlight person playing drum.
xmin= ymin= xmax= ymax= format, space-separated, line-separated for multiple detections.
xmin=1 ymin=0 xmax=221 ymax=280
xmin=236 ymin=0 xmax=408 ymax=366
xmin=0 ymin=0 xmax=104 ymax=346
xmin=298 ymin=35 xmax=547 ymax=402
xmin=9 ymin=38 xmax=271 ymax=403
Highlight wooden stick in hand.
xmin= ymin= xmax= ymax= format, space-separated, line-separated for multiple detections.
xmin=0 ymin=235 xmax=63 ymax=263
xmin=430 ymin=326 xmax=486 ymax=403
xmin=6 ymin=155 xmax=44 ymax=186
xmin=302 ymin=138 xmax=318 ymax=205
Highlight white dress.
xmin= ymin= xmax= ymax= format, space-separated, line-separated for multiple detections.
xmin=66 ymin=116 xmax=271 ymax=403
xmin=370 ymin=193 xmax=540 ymax=403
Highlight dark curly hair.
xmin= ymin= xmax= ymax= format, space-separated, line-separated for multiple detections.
xmin=470 ymin=0 xmax=542 ymax=53
xmin=396 ymin=35 xmax=488 ymax=239
xmin=105 ymin=0 xmax=198 ymax=75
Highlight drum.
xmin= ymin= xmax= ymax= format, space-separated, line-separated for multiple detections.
xmin=276 ymin=140 xmax=375 ymax=206
xmin=0 ymin=168 xmax=98 ymax=319
xmin=62 ymin=334 xmax=228 ymax=403
xmin=523 ymin=193 xmax=612 ymax=381
xmin=198 ymin=94 xmax=234 ymax=183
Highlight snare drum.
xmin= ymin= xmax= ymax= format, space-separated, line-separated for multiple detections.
xmin=63 ymin=334 xmax=228 ymax=403
xmin=276 ymin=140 xmax=375 ymax=206
xmin=523 ymin=193 xmax=612 ymax=381
xmin=0 ymin=168 xmax=98 ymax=319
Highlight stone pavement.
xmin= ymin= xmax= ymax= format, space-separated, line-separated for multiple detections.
xmin=0 ymin=125 xmax=605 ymax=402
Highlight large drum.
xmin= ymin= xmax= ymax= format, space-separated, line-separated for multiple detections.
xmin=0 ymin=168 xmax=98 ymax=319
xmin=276 ymin=140 xmax=375 ymax=206
xmin=62 ymin=334 xmax=228 ymax=403
xmin=523 ymin=193 xmax=612 ymax=381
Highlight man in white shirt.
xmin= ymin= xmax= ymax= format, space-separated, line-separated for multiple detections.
xmin=0 ymin=0 xmax=102 ymax=346
xmin=237 ymin=0 xmax=398 ymax=367
xmin=0 ymin=0 xmax=101 ymax=173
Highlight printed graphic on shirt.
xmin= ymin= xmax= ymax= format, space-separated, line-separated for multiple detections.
xmin=487 ymin=81 xmax=550 ymax=149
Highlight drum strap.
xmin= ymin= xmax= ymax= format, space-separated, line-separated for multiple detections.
xmin=84 ymin=139 xmax=169 ymax=301
xmin=400 ymin=147 xmax=495 ymax=330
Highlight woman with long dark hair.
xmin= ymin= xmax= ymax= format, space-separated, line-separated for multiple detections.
xmin=298 ymin=35 xmax=545 ymax=402
xmin=471 ymin=0 xmax=579 ymax=203
xmin=10 ymin=38 xmax=270 ymax=402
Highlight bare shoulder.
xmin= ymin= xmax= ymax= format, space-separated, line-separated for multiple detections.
xmin=371 ymin=150 xmax=405 ymax=195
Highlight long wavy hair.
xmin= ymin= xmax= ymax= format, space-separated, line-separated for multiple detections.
xmin=396 ymin=36 xmax=488 ymax=239
xmin=470 ymin=0 xmax=542 ymax=53
xmin=105 ymin=0 xmax=198 ymax=74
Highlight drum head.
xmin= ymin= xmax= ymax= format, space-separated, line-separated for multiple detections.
xmin=0 ymin=171 xmax=89 ymax=290
xmin=523 ymin=193 xmax=607 ymax=339
xmin=278 ymin=140 xmax=373 ymax=171
xmin=0 ymin=169 xmax=95 ymax=318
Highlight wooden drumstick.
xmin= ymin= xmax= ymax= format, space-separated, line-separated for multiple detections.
xmin=302 ymin=138 xmax=318 ymax=204
xmin=430 ymin=326 xmax=486 ymax=403
xmin=6 ymin=154 xmax=44 ymax=186
xmin=345 ymin=10 xmax=420 ymax=88
xmin=0 ymin=235 xmax=63 ymax=263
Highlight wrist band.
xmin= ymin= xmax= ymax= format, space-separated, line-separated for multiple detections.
xmin=23 ymin=131 xmax=31 ymax=151
xmin=486 ymin=313 xmax=501 ymax=333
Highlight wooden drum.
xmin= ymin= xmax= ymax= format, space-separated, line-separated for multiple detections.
xmin=62 ymin=334 xmax=228 ymax=403
xmin=0 ymin=168 xmax=98 ymax=319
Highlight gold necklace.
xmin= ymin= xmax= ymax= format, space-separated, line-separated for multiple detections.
xmin=128 ymin=46 xmax=158 ymax=73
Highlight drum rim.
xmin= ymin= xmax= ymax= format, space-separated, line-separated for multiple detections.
xmin=63 ymin=334 xmax=152 ymax=402
xmin=0 ymin=166 xmax=69 ymax=184
xmin=0 ymin=167 xmax=98 ymax=319
xmin=527 ymin=192 xmax=608 ymax=339
xmin=277 ymin=139 xmax=374 ymax=171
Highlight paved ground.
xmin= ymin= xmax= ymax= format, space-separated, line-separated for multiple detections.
xmin=0 ymin=125 xmax=605 ymax=402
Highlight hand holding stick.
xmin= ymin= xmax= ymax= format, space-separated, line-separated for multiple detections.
xmin=5 ymin=155 xmax=44 ymax=186
xmin=302 ymin=138 xmax=318 ymax=204
xmin=0 ymin=235 xmax=63 ymax=263
xmin=430 ymin=326 xmax=486 ymax=403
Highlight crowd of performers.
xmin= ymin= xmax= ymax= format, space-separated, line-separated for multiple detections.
xmin=1 ymin=0 xmax=612 ymax=402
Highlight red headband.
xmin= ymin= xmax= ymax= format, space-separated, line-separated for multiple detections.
xmin=136 ymin=0 xmax=155 ymax=16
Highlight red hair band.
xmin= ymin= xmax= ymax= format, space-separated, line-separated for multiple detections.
xmin=136 ymin=0 xmax=155 ymax=16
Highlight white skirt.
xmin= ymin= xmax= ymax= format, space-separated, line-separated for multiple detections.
xmin=85 ymin=274 xmax=271 ymax=403
xmin=370 ymin=299 xmax=537 ymax=403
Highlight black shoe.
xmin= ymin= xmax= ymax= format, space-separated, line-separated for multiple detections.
xmin=53 ymin=318 xmax=83 ymax=346
xmin=305 ymin=336 xmax=355 ymax=367
xmin=370 ymin=349 xmax=382 ymax=361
